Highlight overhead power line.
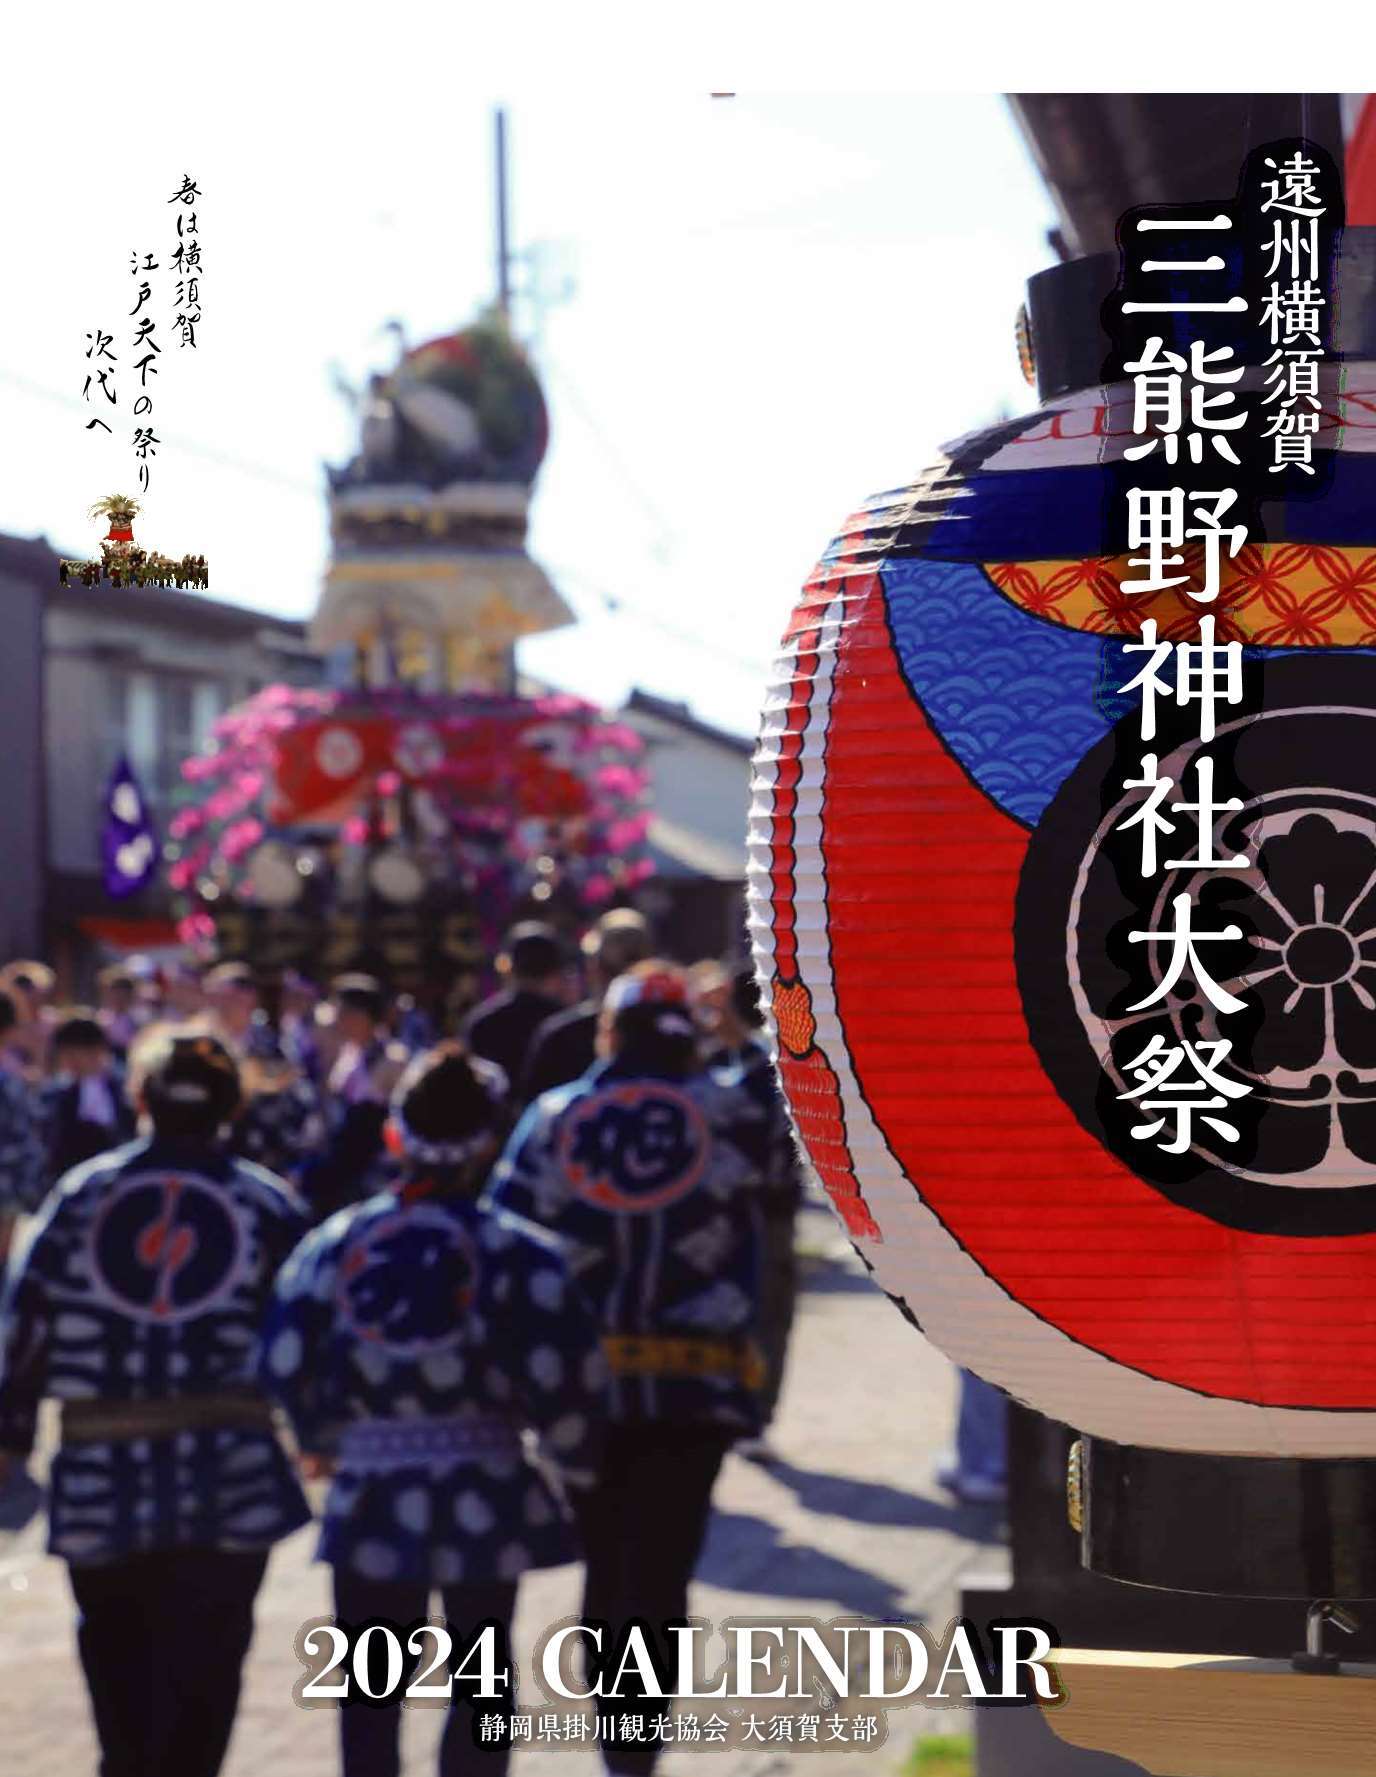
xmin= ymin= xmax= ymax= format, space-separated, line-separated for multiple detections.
xmin=541 ymin=359 xmax=682 ymax=564
xmin=547 ymin=561 xmax=775 ymax=677
xmin=0 ymin=364 xmax=776 ymax=677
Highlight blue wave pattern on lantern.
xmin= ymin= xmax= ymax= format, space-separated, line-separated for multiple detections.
xmin=814 ymin=381 xmax=1376 ymax=829
xmin=876 ymin=558 xmax=1376 ymax=829
xmin=879 ymin=558 xmax=1114 ymax=825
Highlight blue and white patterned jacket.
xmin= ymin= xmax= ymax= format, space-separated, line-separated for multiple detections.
xmin=0 ymin=1136 xmax=311 ymax=1565
xmin=484 ymin=1058 xmax=767 ymax=1433
xmin=0 ymin=1067 xmax=47 ymax=1215
xmin=232 ymin=1076 xmax=327 ymax=1185
xmin=707 ymin=1038 xmax=804 ymax=1218
xmin=260 ymin=1181 xmax=605 ymax=1587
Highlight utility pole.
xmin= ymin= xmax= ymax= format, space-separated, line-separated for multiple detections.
xmin=494 ymin=107 xmax=512 ymax=320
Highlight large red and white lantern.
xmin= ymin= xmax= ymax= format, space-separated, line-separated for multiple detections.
xmin=749 ymin=252 xmax=1376 ymax=1462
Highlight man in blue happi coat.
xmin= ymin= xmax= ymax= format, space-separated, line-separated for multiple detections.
xmin=486 ymin=961 xmax=768 ymax=1774
xmin=0 ymin=1029 xmax=309 ymax=1777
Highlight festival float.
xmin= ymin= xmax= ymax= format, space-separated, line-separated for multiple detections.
xmin=167 ymin=311 xmax=652 ymax=1010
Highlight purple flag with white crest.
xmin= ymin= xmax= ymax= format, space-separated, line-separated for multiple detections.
xmin=101 ymin=755 xmax=158 ymax=900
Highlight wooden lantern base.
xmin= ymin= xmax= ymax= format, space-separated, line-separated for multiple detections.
xmin=1043 ymin=1648 xmax=1376 ymax=1777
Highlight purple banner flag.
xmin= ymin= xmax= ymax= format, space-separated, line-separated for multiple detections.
xmin=101 ymin=755 xmax=158 ymax=900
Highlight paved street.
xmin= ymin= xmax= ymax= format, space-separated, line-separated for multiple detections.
xmin=0 ymin=1203 xmax=1007 ymax=1774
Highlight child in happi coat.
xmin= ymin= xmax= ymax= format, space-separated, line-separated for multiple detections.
xmin=260 ymin=1043 xmax=605 ymax=1777
xmin=0 ymin=1030 xmax=310 ymax=1777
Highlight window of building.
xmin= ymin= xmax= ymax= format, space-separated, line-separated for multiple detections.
xmin=154 ymin=678 xmax=196 ymax=807
xmin=97 ymin=670 xmax=226 ymax=819
xmin=100 ymin=668 xmax=158 ymax=786
xmin=191 ymin=682 xmax=224 ymax=752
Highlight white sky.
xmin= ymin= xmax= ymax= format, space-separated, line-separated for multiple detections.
xmin=0 ymin=45 xmax=1061 ymax=736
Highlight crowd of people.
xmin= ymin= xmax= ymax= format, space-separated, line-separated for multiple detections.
xmin=0 ymin=911 xmax=803 ymax=1777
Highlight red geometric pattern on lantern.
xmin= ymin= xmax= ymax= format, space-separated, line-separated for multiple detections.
xmin=771 ymin=978 xmax=816 ymax=1056
xmin=778 ymin=1047 xmax=877 ymax=1241
xmin=763 ymin=541 xmax=880 ymax=1242
xmin=815 ymin=574 xmax=1376 ymax=1410
xmin=987 ymin=542 xmax=1376 ymax=644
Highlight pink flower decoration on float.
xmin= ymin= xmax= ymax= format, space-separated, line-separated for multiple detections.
xmin=204 ymin=787 xmax=248 ymax=822
xmin=606 ymin=814 xmax=651 ymax=853
xmin=220 ymin=818 xmax=265 ymax=863
xmin=534 ymin=693 xmax=586 ymax=719
xmin=593 ymin=764 xmax=648 ymax=798
xmin=167 ymin=844 xmax=213 ymax=892
xmin=595 ymin=724 xmax=644 ymax=754
xmin=168 ymin=681 xmax=657 ymax=943
xmin=168 ymin=808 xmax=206 ymax=840
xmin=176 ymin=912 xmax=216 ymax=949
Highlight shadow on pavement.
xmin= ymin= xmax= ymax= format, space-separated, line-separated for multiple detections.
xmin=698 ymin=1509 xmax=918 ymax=1618
xmin=796 ymin=1252 xmax=878 ymax=1295
xmin=758 ymin=1458 xmax=1006 ymax=1546
xmin=0 ymin=1468 xmax=43 ymax=1537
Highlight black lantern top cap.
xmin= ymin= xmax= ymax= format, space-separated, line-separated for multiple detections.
xmin=1026 ymin=224 xmax=1376 ymax=403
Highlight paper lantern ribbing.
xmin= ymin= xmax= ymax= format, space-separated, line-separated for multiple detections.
xmin=748 ymin=356 xmax=1376 ymax=1460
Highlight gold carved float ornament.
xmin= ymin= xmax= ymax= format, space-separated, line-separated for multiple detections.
xmin=311 ymin=548 xmax=573 ymax=693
